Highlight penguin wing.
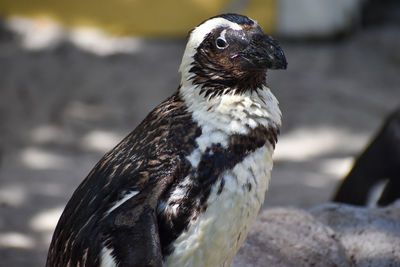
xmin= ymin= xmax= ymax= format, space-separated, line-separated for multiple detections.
xmin=46 ymin=92 xmax=200 ymax=266
xmin=98 ymin=156 xmax=184 ymax=267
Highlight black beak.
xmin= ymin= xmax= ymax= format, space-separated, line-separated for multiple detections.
xmin=240 ymin=34 xmax=287 ymax=70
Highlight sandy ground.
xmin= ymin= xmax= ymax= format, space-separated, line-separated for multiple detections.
xmin=0 ymin=23 xmax=399 ymax=266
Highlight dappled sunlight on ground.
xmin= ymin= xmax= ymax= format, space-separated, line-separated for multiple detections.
xmin=29 ymin=207 xmax=64 ymax=246
xmin=318 ymin=157 xmax=353 ymax=178
xmin=21 ymin=147 xmax=73 ymax=170
xmin=5 ymin=16 xmax=143 ymax=55
xmin=29 ymin=207 xmax=63 ymax=232
xmin=0 ymin=232 xmax=35 ymax=249
xmin=0 ymin=185 xmax=28 ymax=207
xmin=274 ymin=126 xmax=368 ymax=162
xmin=81 ymin=130 xmax=124 ymax=153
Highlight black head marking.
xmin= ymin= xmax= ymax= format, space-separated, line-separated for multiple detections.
xmin=213 ymin=13 xmax=255 ymax=26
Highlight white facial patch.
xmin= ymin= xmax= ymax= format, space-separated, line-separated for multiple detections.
xmin=179 ymin=17 xmax=244 ymax=82
xmin=188 ymin=17 xmax=242 ymax=49
xmin=219 ymin=29 xmax=227 ymax=39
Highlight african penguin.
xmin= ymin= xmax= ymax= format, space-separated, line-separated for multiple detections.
xmin=46 ymin=13 xmax=287 ymax=267
xmin=333 ymin=108 xmax=400 ymax=207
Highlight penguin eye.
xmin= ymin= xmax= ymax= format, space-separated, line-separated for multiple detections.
xmin=216 ymin=37 xmax=228 ymax=49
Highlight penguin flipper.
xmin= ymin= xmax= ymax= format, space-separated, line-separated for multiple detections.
xmin=100 ymin=159 xmax=184 ymax=267
xmin=103 ymin=206 xmax=163 ymax=267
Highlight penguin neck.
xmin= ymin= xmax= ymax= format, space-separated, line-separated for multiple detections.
xmin=179 ymin=81 xmax=282 ymax=137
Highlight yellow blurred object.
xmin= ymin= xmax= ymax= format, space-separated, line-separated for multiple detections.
xmin=0 ymin=0 xmax=276 ymax=36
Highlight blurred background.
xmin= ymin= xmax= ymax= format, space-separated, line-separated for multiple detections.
xmin=0 ymin=0 xmax=399 ymax=266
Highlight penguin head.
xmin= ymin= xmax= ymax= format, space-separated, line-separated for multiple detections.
xmin=179 ymin=14 xmax=287 ymax=97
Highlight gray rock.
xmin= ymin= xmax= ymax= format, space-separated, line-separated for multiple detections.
xmin=233 ymin=202 xmax=400 ymax=266
xmin=232 ymin=207 xmax=352 ymax=267
xmin=310 ymin=201 xmax=400 ymax=267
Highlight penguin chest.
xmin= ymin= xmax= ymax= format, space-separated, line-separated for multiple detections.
xmin=164 ymin=144 xmax=274 ymax=267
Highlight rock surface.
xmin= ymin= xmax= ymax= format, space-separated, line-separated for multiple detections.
xmin=233 ymin=202 xmax=400 ymax=267
xmin=311 ymin=202 xmax=400 ymax=267
xmin=232 ymin=207 xmax=352 ymax=267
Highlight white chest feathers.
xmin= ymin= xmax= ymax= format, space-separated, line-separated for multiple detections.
xmin=163 ymin=87 xmax=280 ymax=267
xmin=179 ymin=84 xmax=281 ymax=137
xmin=164 ymin=144 xmax=274 ymax=267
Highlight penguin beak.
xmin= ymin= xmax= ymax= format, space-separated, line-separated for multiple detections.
xmin=238 ymin=34 xmax=287 ymax=71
